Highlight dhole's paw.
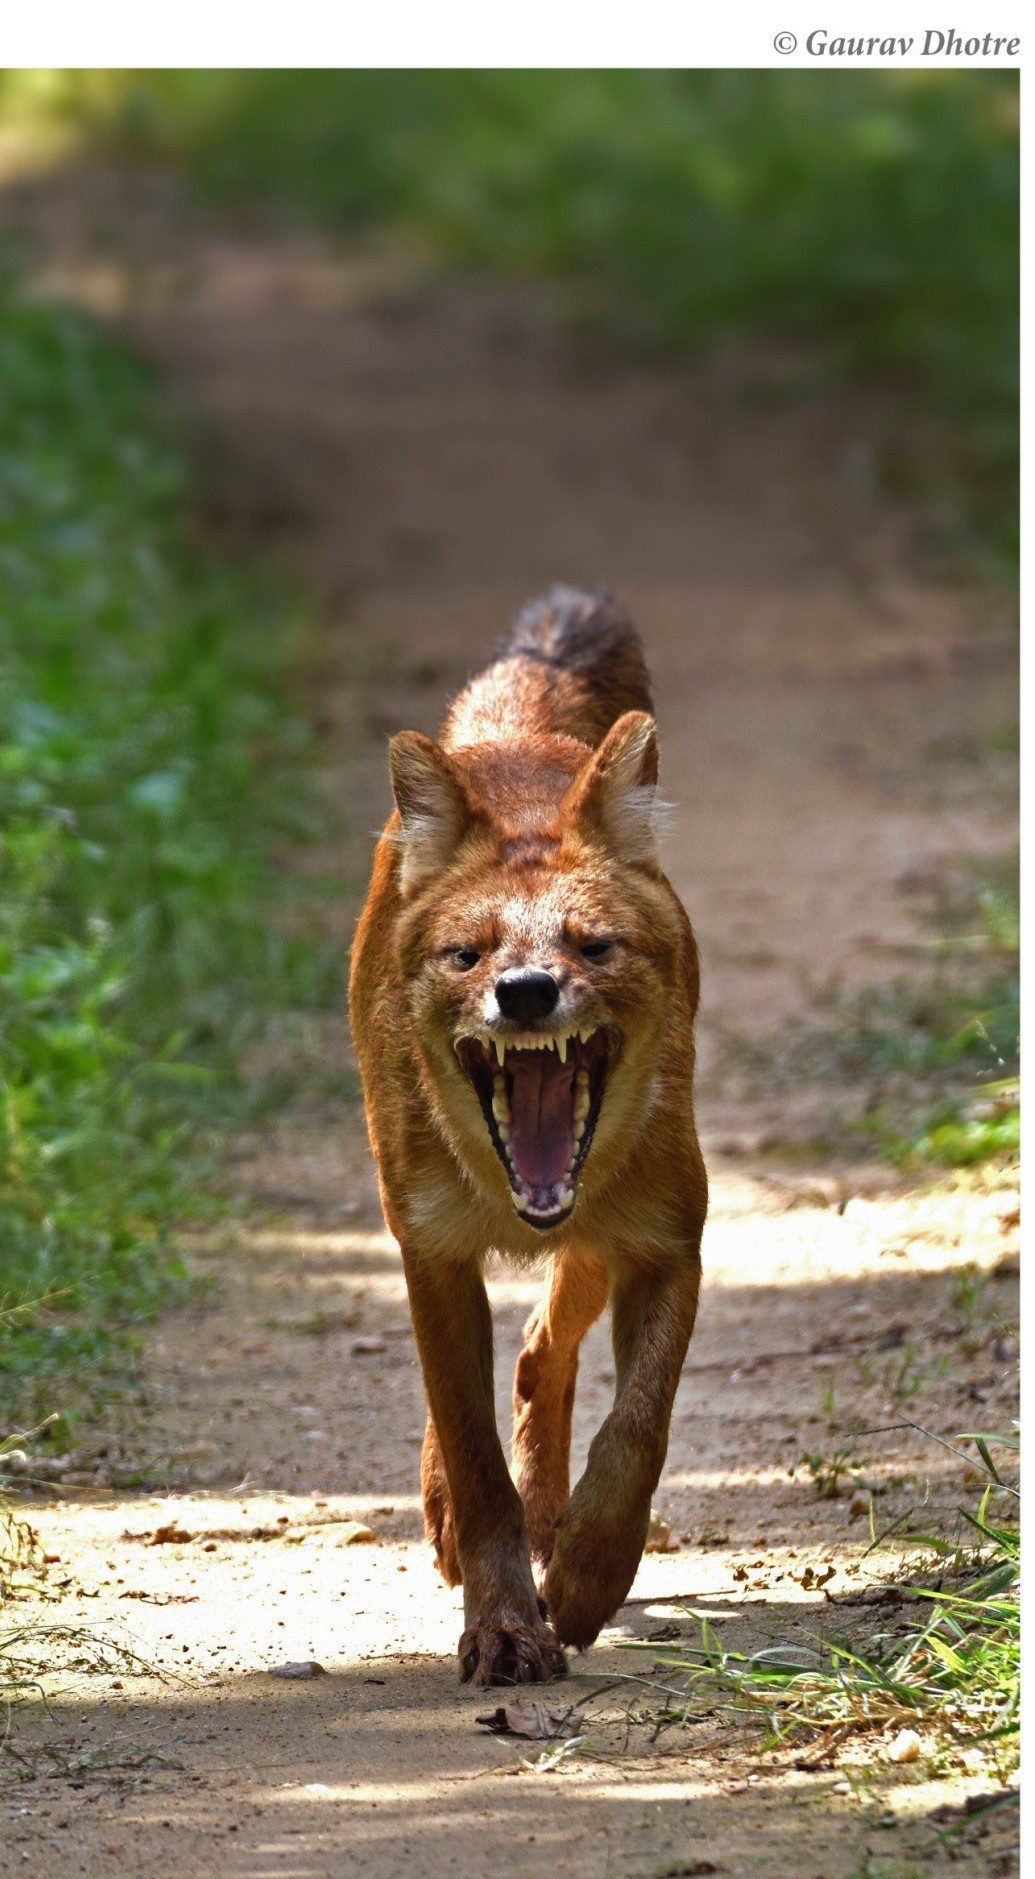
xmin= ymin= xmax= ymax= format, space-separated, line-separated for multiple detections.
xmin=544 ymin=1503 xmax=647 ymax=1650
xmin=458 ymin=1616 xmax=567 ymax=1686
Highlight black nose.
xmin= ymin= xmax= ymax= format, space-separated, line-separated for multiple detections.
xmin=495 ymin=968 xmax=559 ymax=1025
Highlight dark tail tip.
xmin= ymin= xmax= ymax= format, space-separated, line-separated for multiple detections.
xmin=502 ymin=585 xmax=653 ymax=716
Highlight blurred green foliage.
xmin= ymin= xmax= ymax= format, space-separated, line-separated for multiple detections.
xmin=874 ymin=875 xmax=1019 ymax=1168
xmin=12 ymin=67 xmax=1018 ymax=562
xmin=800 ymin=867 xmax=1019 ymax=1168
xmin=0 ymin=281 xmax=337 ymax=1410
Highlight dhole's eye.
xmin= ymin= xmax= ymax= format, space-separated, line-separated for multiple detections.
xmin=580 ymin=938 xmax=614 ymax=960
xmin=450 ymin=947 xmax=481 ymax=971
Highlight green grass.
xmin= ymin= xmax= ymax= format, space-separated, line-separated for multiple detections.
xmin=0 ymin=276 xmax=337 ymax=1422
xmin=5 ymin=68 xmax=1019 ymax=564
xmin=859 ymin=877 xmax=1018 ymax=1169
xmin=630 ymin=1431 xmax=1019 ymax=1782
xmin=781 ymin=868 xmax=1019 ymax=1168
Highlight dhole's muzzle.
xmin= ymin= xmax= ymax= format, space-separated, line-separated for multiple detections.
xmin=456 ymin=1021 xmax=619 ymax=1228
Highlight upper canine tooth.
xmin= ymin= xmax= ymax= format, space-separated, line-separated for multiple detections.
xmin=494 ymin=1038 xmax=506 ymax=1067
xmin=556 ymin=1034 xmax=568 ymax=1063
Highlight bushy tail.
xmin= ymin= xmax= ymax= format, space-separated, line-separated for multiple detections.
xmin=500 ymin=586 xmax=653 ymax=743
xmin=442 ymin=585 xmax=653 ymax=750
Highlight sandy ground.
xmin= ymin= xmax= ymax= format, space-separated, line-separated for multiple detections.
xmin=0 ymin=165 xmax=1020 ymax=1875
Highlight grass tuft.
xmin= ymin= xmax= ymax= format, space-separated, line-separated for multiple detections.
xmin=626 ymin=1431 xmax=1018 ymax=1781
xmin=779 ymin=867 xmax=1019 ymax=1169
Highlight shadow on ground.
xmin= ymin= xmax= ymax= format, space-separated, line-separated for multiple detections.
xmin=8 ymin=1634 xmax=1019 ymax=1878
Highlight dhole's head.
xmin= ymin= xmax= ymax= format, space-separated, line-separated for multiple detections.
xmin=387 ymin=712 xmax=686 ymax=1232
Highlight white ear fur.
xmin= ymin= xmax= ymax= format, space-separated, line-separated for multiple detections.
xmin=388 ymin=732 xmax=472 ymax=896
xmin=571 ymin=711 xmax=660 ymax=865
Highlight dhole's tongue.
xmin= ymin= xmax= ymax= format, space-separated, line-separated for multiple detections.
xmin=507 ymin=1053 xmax=575 ymax=1188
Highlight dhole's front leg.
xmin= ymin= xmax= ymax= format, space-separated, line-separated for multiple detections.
xmin=402 ymin=1245 xmax=567 ymax=1686
xmin=545 ymin=1243 xmax=701 ymax=1649
xmin=512 ymin=1252 xmax=609 ymax=1578
xmin=420 ymin=1415 xmax=461 ymax=1587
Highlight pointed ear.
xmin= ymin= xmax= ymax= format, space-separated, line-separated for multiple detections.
xmin=388 ymin=731 xmax=477 ymax=896
xmin=564 ymin=711 xmax=660 ymax=866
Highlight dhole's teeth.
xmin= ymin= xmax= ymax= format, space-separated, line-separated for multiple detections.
xmin=494 ymin=1037 xmax=506 ymax=1067
xmin=573 ymin=1089 xmax=590 ymax=1122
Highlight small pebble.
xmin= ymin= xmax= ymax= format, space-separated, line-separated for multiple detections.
xmin=339 ymin=1521 xmax=377 ymax=1546
xmin=886 ymin=1727 xmax=922 ymax=1764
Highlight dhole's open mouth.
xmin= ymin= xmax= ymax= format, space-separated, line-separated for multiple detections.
xmin=455 ymin=1026 xmax=619 ymax=1229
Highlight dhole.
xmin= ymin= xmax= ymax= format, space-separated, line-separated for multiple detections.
xmin=350 ymin=589 xmax=706 ymax=1684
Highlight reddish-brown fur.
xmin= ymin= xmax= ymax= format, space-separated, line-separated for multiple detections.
xmin=350 ymin=589 xmax=706 ymax=1683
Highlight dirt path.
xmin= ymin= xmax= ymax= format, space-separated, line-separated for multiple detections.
xmin=1 ymin=166 xmax=1019 ymax=1875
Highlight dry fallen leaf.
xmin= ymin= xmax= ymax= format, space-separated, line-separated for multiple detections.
xmin=269 ymin=1660 xmax=327 ymax=1680
xmin=476 ymin=1701 xmax=581 ymax=1741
